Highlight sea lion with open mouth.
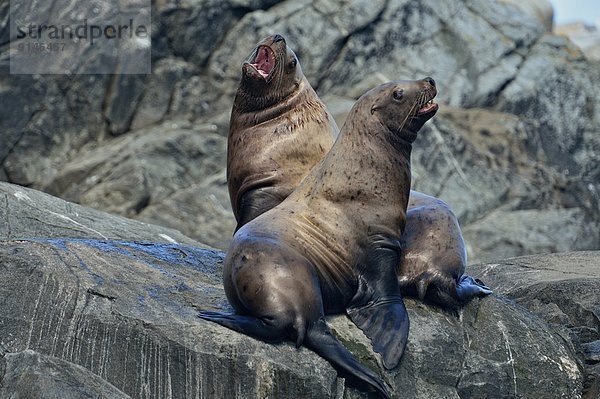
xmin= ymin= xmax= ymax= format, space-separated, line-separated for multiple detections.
xmin=227 ymin=34 xmax=336 ymax=230
xmin=200 ymin=79 xmax=440 ymax=398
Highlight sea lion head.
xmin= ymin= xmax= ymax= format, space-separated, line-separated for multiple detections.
xmin=366 ymin=77 xmax=438 ymax=143
xmin=238 ymin=34 xmax=304 ymax=109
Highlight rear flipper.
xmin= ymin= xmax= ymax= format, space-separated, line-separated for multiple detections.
xmin=198 ymin=311 xmax=288 ymax=343
xmin=403 ymin=272 xmax=492 ymax=310
xmin=456 ymin=275 xmax=492 ymax=302
xmin=305 ymin=318 xmax=391 ymax=399
xmin=347 ymin=235 xmax=410 ymax=370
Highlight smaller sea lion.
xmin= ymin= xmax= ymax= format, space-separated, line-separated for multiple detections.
xmin=399 ymin=191 xmax=491 ymax=308
xmin=200 ymin=78 xmax=440 ymax=398
xmin=227 ymin=34 xmax=336 ymax=230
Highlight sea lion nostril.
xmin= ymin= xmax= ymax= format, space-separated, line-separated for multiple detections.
xmin=273 ymin=34 xmax=285 ymax=43
xmin=423 ymin=77 xmax=436 ymax=87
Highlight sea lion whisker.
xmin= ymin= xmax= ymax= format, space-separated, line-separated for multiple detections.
xmin=396 ymin=98 xmax=421 ymax=133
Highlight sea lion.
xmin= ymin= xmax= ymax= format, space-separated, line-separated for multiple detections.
xmin=199 ymin=78 xmax=439 ymax=397
xmin=226 ymin=35 xmax=490 ymax=312
xmin=227 ymin=34 xmax=336 ymax=230
xmin=399 ymin=191 xmax=491 ymax=308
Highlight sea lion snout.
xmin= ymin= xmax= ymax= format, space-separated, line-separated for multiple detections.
xmin=272 ymin=34 xmax=285 ymax=43
xmin=423 ymin=77 xmax=436 ymax=87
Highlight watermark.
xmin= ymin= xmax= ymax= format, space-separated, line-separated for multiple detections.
xmin=10 ymin=0 xmax=151 ymax=74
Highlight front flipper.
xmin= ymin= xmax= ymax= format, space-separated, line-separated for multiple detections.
xmin=456 ymin=275 xmax=492 ymax=302
xmin=305 ymin=318 xmax=391 ymax=399
xmin=347 ymin=235 xmax=409 ymax=370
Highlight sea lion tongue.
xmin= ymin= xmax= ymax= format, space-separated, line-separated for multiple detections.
xmin=251 ymin=46 xmax=275 ymax=78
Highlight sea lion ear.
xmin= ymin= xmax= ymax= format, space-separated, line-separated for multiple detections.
xmin=370 ymin=105 xmax=377 ymax=115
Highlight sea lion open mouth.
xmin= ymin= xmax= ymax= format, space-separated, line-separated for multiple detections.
xmin=248 ymin=45 xmax=276 ymax=80
xmin=417 ymin=97 xmax=438 ymax=116
xmin=415 ymin=90 xmax=438 ymax=118
xmin=404 ymin=89 xmax=438 ymax=134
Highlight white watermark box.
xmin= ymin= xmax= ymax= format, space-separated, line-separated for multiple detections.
xmin=10 ymin=0 xmax=151 ymax=74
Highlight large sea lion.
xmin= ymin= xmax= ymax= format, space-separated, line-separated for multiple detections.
xmin=227 ymin=34 xmax=336 ymax=230
xmin=200 ymin=79 xmax=440 ymax=397
xmin=226 ymin=34 xmax=490 ymax=310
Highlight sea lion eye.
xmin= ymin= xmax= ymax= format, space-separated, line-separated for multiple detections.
xmin=392 ymin=89 xmax=404 ymax=101
xmin=289 ymin=58 xmax=297 ymax=69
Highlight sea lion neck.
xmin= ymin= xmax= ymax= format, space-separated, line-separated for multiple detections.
xmin=301 ymin=114 xmax=412 ymax=223
xmin=231 ymin=77 xmax=317 ymax=127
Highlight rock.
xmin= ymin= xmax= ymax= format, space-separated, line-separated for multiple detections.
xmin=583 ymin=341 xmax=600 ymax=364
xmin=468 ymin=251 xmax=600 ymax=335
xmin=495 ymin=34 xmax=600 ymax=187
xmin=462 ymin=207 xmax=598 ymax=263
xmin=504 ymin=0 xmax=554 ymax=32
xmin=0 ymin=350 xmax=130 ymax=399
xmin=555 ymin=22 xmax=600 ymax=61
xmin=469 ymin=251 xmax=600 ymax=399
xmin=0 ymin=237 xmax=584 ymax=399
xmin=0 ymin=181 xmax=206 ymax=247
xmin=41 ymin=121 xmax=235 ymax=249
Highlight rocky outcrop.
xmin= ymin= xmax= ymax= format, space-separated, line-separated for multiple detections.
xmin=1 ymin=0 xmax=598 ymax=262
xmin=0 ymin=183 xmax=593 ymax=398
xmin=470 ymin=252 xmax=600 ymax=399
xmin=556 ymin=22 xmax=600 ymax=61
xmin=0 ymin=350 xmax=131 ymax=399
xmin=38 ymin=122 xmax=234 ymax=249
xmin=0 ymin=236 xmax=585 ymax=399
xmin=0 ymin=182 xmax=207 ymax=247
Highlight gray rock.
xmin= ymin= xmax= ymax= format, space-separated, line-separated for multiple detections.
xmin=0 ymin=181 xmax=205 ymax=247
xmin=556 ymin=23 xmax=600 ymax=61
xmin=468 ymin=251 xmax=600 ymax=336
xmin=41 ymin=120 xmax=235 ymax=249
xmin=463 ymin=208 xmax=598 ymax=263
xmin=584 ymin=341 xmax=600 ymax=364
xmin=469 ymin=251 xmax=600 ymax=399
xmin=495 ymin=34 xmax=600 ymax=185
xmin=0 ymin=350 xmax=130 ymax=399
xmin=0 ymin=238 xmax=584 ymax=399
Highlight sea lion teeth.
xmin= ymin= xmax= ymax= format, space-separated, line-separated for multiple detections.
xmin=249 ymin=45 xmax=276 ymax=79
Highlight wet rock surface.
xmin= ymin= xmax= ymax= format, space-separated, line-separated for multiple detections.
xmin=0 ymin=236 xmax=585 ymax=399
